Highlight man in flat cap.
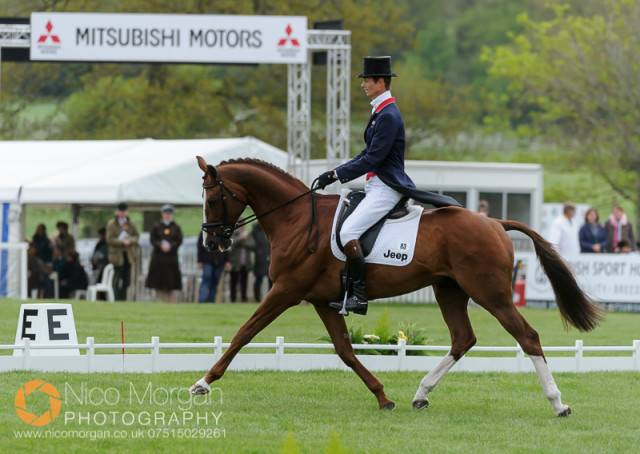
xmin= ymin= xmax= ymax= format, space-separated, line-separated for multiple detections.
xmin=146 ymin=204 xmax=183 ymax=302
xmin=316 ymin=56 xmax=415 ymax=316
xmin=106 ymin=202 xmax=140 ymax=301
xmin=53 ymin=221 xmax=76 ymax=255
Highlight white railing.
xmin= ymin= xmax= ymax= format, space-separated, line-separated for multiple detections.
xmin=1 ymin=337 xmax=639 ymax=374
xmin=0 ymin=242 xmax=28 ymax=299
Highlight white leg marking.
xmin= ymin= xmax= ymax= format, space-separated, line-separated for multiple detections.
xmin=190 ymin=375 xmax=211 ymax=394
xmin=196 ymin=376 xmax=210 ymax=391
xmin=413 ymin=353 xmax=458 ymax=402
xmin=530 ymin=355 xmax=569 ymax=416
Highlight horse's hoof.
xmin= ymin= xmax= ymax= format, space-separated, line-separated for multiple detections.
xmin=557 ymin=406 xmax=572 ymax=417
xmin=412 ymin=399 xmax=429 ymax=410
xmin=189 ymin=385 xmax=210 ymax=396
xmin=379 ymin=401 xmax=395 ymax=410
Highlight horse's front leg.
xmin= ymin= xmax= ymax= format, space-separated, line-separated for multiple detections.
xmin=190 ymin=283 xmax=300 ymax=394
xmin=313 ymin=303 xmax=395 ymax=410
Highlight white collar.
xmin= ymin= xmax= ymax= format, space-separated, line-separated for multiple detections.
xmin=370 ymin=90 xmax=392 ymax=114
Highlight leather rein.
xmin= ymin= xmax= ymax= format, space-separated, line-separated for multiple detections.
xmin=201 ymin=166 xmax=321 ymax=253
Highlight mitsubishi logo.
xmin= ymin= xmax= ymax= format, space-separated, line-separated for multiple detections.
xmin=278 ymin=24 xmax=299 ymax=47
xmin=38 ymin=21 xmax=61 ymax=43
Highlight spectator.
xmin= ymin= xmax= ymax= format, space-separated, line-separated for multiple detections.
xmin=31 ymin=224 xmax=52 ymax=264
xmin=91 ymin=227 xmax=109 ymax=281
xmin=616 ymin=240 xmax=633 ymax=253
xmin=52 ymin=221 xmax=76 ymax=254
xmin=47 ymin=245 xmax=66 ymax=299
xmin=605 ymin=204 xmax=636 ymax=253
xmin=59 ymin=250 xmax=88 ymax=298
xmin=106 ymin=202 xmax=140 ymax=301
xmin=51 ymin=245 xmax=66 ymax=276
xmin=197 ymin=231 xmax=230 ymax=303
xmin=578 ymin=208 xmax=608 ymax=253
xmin=145 ymin=204 xmax=183 ymax=302
xmin=548 ymin=201 xmax=580 ymax=256
xmin=477 ymin=200 xmax=490 ymax=217
xmin=251 ymin=223 xmax=271 ymax=301
xmin=27 ymin=242 xmax=48 ymax=298
xmin=228 ymin=225 xmax=255 ymax=302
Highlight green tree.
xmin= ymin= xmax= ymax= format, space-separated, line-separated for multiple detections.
xmin=483 ymin=0 xmax=640 ymax=230
xmin=391 ymin=60 xmax=481 ymax=155
xmin=1 ymin=0 xmax=415 ymax=150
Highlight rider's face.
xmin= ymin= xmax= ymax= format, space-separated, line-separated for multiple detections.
xmin=361 ymin=77 xmax=386 ymax=99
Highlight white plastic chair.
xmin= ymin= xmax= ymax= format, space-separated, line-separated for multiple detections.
xmin=87 ymin=264 xmax=115 ymax=302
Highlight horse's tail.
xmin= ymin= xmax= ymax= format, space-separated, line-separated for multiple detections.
xmin=499 ymin=220 xmax=604 ymax=332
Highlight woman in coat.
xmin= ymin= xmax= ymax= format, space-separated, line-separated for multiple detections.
xmin=578 ymin=208 xmax=608 ymax=253
xmin=146 ymin=205 xmax=183 ymax=302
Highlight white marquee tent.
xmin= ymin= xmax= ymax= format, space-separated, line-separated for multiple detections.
xmin=0 ymin=137 xmax=288 ymax=206
xmin=0 ymin=137 xmax=288 ymax=299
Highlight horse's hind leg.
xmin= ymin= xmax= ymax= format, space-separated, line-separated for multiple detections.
xmin=314 ymin=303 xmax=395 ymax=410
xmin=480 ymin=298 xmax=571 ymax=417
xmin=413 ymin=282 xmax=477 ymax=410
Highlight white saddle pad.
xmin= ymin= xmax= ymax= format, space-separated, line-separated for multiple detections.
xmin=330 ymin=190 xmax=423 ymax=267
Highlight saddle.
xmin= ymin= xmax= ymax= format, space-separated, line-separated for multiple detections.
xmin=334 ymin=191 xmax=410 ymax=257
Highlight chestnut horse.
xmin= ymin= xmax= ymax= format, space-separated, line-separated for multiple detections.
xmin=190 ymin=157 xmax=602 ymax=417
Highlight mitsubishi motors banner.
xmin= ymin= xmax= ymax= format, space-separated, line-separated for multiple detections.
xmin=521 ymin=253 xmax=640 ymax=303
xmin=30 ymin=12 xmax=307 ymax=64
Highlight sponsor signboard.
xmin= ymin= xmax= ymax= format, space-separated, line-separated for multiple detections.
xmin=30 ymin=12 xmax=307 ymax=64
xmin=523 ymin=253 xmax=640 ymax=303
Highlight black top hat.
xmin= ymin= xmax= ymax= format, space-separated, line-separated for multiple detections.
xmin=116 ymin=202 xmax=128 ymax=211
xmin=357 ymin=56 xmax=398 ymax=78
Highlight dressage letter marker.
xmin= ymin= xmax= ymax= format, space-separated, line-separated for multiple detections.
xmin=13 ymin=304 xmax=79 ymax=356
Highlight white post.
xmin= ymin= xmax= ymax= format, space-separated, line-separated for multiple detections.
xmin=151 ymin=336 xmax=160 ymax=373
xmin=276 ymin=336 xmax=285 ymax=370
xmin=22 ymin=338 xmax=30 ymax=369
xmin=398 ymin=338 xmax=407 ymax=371
xmin=575 ymin=340 xmax=583 ymax=373
xmin=87 ymin=337 xmax=94 ymax=373
xmin=633 ymin=340 xmax=640 ymax=371
xmin=516 ymin=343 xmax=524 ymax=372
xmin=214 ymin=336 xmax=223 ymax=359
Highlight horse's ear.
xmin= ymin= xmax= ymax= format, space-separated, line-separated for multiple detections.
xmin=196 ymin=156 xmax=218 ymax=180
xmin=196 ymin=156 xmax=208 ymax=173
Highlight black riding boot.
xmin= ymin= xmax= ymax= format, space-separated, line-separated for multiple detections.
xmin=329 ymin=239 xmax=368 ymax=316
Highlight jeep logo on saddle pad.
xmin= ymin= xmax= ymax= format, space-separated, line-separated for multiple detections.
xmin=383 ymin=249 xmax=409 ymax=262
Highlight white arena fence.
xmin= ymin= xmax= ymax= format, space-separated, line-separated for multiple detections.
xmin=1 ymin=337 xmax=639 ymax=374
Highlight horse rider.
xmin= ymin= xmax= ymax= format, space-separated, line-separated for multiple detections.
xmin=317 ymin=55 xmax=416 ymax=316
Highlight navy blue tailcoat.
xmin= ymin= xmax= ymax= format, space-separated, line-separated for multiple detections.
xmin=334 ymin=100 xmax=461 ymax=208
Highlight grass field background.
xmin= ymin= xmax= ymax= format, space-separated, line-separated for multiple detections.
xmin=2 ymin=299 xmax=639 ymax=348
xmin=1 ymin=299 xmax=640 ymax=452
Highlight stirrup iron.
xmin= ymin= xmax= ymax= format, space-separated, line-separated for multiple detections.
xmin=339 ymin=289 xmax=349 ymax=316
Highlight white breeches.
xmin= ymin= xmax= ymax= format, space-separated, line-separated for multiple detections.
xmin=339 ymin=176 xmax=404 ymax=245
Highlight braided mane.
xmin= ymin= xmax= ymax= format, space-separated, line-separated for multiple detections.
xmin=218 ymin=158 xmax=308 ymax=189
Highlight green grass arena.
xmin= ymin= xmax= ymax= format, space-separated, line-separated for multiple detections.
xmin=2 ymin=300 xmax=639 ymax=453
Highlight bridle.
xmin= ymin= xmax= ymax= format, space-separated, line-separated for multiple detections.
xmin=201 ymin=168 xmax=248 ymax=240
xmin=201 ymin=165 xmax=321 ymax=252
